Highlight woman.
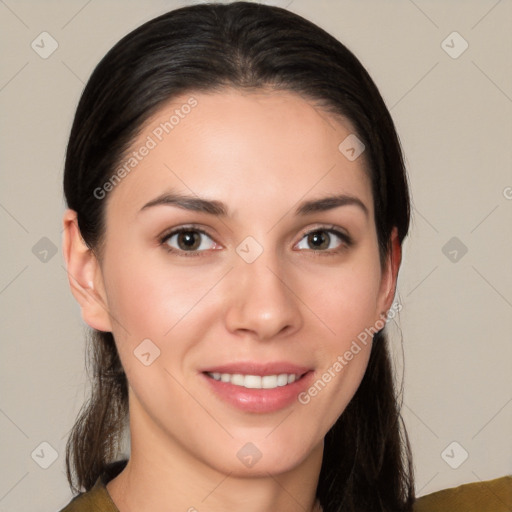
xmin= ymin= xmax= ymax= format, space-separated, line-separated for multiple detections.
xmin=59 ymin=2 xmax=510 ymax=511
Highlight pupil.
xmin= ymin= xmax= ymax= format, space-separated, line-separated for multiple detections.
xmin=179 ymin=231 xmax=199 ymax=250
xmin=309 ymin=231 xmax=329 ymax=250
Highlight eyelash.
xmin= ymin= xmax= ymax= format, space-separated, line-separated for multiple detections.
xmin=158 ymin=224 xmax=353 ymax=258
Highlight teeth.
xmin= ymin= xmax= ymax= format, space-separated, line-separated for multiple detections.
xmin=277 ymin=374 xmax=288 ymax=386
xmin=207 ymin=372 xmax=301 ymax=389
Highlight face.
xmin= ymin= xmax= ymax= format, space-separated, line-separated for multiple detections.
xmin=80 ymin=89 xmax=397 ymax=476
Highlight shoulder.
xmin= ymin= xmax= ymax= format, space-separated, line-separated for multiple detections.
xmin=58 ymin=460 xmax=127 ymax=512
xmin=413 ymin=475 xmax=512 ymax=512
xmin=58 ymin=479 xmax=119 ymax=512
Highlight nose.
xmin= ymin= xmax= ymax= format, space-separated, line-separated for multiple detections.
xmin=223 ymin=250 xmax=303 ymax=342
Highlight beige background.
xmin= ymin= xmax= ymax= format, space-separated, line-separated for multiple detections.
xmin=1 ymin=0 xmax=511 ymax=510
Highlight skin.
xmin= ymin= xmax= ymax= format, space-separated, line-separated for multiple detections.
xmin=62 ymin=88 xmax=401 ymax=512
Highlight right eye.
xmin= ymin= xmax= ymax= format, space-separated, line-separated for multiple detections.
xmin=160 ymin=227 xmax=220 ymax=256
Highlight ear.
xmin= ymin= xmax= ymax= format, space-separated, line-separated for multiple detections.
xmin=375 ymin=227 xmax=402 ymax=321
xmin=62 ymin=209 xmax=113 ymax=332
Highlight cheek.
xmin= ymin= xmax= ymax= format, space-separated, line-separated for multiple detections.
xmin=103 ymin=249 xmax=223 ymax=339
xmin=300 ymin=254 xmax=382 ymax=347
xmin=294 ymin=251 xmax=381 ymax=414
xmin=296 ymin=261 xmax=380 ymax=431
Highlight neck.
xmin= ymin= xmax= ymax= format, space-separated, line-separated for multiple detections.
xmin=107 ymin=396 xmax=323 ymax=512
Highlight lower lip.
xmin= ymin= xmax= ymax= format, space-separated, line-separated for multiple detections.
xmin=201 ymin=371 xmax=315 ymax=413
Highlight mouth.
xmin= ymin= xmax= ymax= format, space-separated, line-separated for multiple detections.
xmin=200 ymin=362 xmax=314 ymax=413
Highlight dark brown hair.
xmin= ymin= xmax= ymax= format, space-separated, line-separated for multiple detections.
xmin=63 ymin=3 xmax=414 ymax=511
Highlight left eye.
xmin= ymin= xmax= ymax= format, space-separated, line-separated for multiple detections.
xmin=295 ymin=229 xmax=347 ymax=251
xmin=163 ymin=229 xmax=217 ymax=252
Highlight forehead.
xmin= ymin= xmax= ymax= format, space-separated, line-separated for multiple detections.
xmin=105 ymin=88 xmax=373 ymax=222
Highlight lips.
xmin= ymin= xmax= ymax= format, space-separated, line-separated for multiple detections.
xmin=200 ymin=361 xmax=314 ymax=413
xmin=200 ymin=361 xmax=311 ymax=376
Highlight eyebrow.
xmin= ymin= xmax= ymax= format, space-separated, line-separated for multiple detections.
xmin=139 ymin=191 xmax=369 ymax=218
xmin=295 ymin=194 xmax=368 ymax=217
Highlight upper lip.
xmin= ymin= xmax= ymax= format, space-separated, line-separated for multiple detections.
xmin=201 ymin=361 xmax=312 ymax=377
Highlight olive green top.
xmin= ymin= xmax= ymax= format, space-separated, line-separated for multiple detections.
xmin=59 ymin=461 xmax=512 ymax=512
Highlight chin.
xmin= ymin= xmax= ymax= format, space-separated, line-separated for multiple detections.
xmin=204 ymin=437 xmax=318 ymax=478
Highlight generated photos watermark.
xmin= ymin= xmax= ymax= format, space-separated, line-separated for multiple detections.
xmin=297 ymin=301 xmax=402 ymax=405
xmin=93 ymin=97 xmax=198 ymax=200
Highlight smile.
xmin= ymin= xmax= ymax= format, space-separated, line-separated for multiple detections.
xmin=206 ymin=372 xmax=301 ymax=389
